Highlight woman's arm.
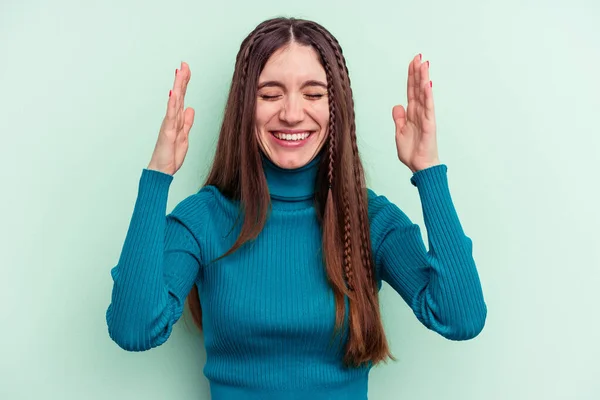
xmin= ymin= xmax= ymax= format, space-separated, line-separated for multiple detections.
xmin=106 ymin=169 xmax=202 ymax=351
xmin=370 ymin=165 xmax=487 ymax=340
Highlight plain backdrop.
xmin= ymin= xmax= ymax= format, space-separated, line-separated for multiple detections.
xmin=1 ymin=0 xmax=599 ymax=399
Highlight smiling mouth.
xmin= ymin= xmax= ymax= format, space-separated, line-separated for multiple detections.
xmin=270 ymin=131 xmax=313 ymax=141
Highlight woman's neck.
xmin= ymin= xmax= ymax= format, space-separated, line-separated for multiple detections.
xmin=261 ymin=152 xmax=321 ymax=202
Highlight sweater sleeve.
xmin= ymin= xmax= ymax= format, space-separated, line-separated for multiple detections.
xmin=369 ymin=164 xmax=487 ymax=340
xmin=106 ymin=169 xmax=202 ymax=351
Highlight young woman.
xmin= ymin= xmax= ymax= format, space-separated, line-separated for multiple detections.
xmin=106 ymin=17 xmax=487 ymax=400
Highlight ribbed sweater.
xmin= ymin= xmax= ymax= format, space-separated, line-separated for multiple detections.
xmin=106 ymin=154 xmax=487 ymax=400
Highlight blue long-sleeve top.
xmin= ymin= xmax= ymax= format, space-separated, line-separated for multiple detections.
xmin=106 ymin=154 xmax=486 ymax=400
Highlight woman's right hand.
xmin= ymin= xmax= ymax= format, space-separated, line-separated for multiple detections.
xmin=147 ymin=62 xmax=195 ymax=176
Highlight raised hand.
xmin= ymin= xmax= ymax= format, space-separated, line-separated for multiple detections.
xmin=147 ymin=62 xmax=195 ymax=176
xmin=392 ymin=54 xmax=440 ymax=173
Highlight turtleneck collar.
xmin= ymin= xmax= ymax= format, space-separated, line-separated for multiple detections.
xmin=261 ymin=151 xmax=321 ymax=202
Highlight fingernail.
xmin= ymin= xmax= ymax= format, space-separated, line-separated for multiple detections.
xmin=419 ymin=53 xmax=422 ymax=61
xmin=169 ymin=90 xmax=172 ymax=97
xmin=176 ymin=69 xmax=178 ymax=76
xmin=430 ymin=81 xmax=432 ymax=88
xmin=427 ymin=60 xmax=430 ymax=68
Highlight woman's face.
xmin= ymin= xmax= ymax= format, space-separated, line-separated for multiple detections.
xmin=255 ymin=42 xmax=330 ymax=169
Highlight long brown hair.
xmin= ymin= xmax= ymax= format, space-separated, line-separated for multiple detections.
xmin=185 ymin=17 xmax=395 ymax=368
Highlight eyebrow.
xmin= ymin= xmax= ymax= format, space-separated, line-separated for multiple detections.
xmin=257 ymin=80 xmax=328 ymax=90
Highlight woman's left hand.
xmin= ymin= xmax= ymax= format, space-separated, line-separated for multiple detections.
xmin=392 ymin=54 xmax=441 ymax=173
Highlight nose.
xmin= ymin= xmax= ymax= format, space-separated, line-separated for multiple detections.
xmin=279 ymin=94 xmax=304 ymax=125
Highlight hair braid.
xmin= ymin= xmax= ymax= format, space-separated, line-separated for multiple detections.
xmin=334 ymin=45 xmax=375 ymax=294
xmin=342 ymin=190 xmax=354 ymax=291
xmin=327 ymin=116 xmax=336 ymax=190
xmin=238 ymin=28 xmax=268 ymax=100
xmin=238 ymin=21 xmax=288 ymax=100
xmin=313 ymin=28 xmax=376 ymax=295
xmin=311 ymin=38 xmax=356 ymax=293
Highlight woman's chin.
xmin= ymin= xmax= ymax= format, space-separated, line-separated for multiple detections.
xmin=268 ymin=152 xmax=312 ymax=170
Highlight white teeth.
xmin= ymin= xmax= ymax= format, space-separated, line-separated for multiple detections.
xmin=273 ymin=132 xmax=310 ymax=141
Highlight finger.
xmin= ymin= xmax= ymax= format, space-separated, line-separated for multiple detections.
xmin=422 ymin=59 xmax=430 ymax=84
xmin=424 ymin=79 xmax=435 ymax=121
xmin=165 ymin=87 xmax=177 ymax=121
xmin=410 ymin=54 xmax=424 ymax=122
xmin=181 ymin=62 xmax=192 ymax=100
xmin=421 ymin=62 xmax=435 ymax=121
xmin=407 ymin=55 xmax=420 ymax=122
xmin=175 ymin=108 xmax=194 ymax=169
xmin=414 ymin=55 xmax=422 ymax=104
xmin=407 ymin=55 xmax=417 ymax=103
xmin=418 ymin=61 xmax=428 ymax=107
xmin=166 ymin=64 xmax=182 ymax=121
xmin=175 ymin=109 xmax=192 ymax=170
xmin=173 ymin=61 xmax=185 ymax=113
xmin=392 ymin=105 xmax=406 ymax=133
xmin=171 ymin=63 xmax=180 ymax=89
xmin=182 ymin=107 xmax=195 ymax=138
xmin=172 ymin=62 xmax=182 ymax=97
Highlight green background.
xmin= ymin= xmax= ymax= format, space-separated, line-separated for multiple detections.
xmin=1 ymin=0 xmax=598 ymax=398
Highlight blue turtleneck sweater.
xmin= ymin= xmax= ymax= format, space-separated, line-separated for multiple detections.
xmin=106 ymin=155 xmax=486 ymax=399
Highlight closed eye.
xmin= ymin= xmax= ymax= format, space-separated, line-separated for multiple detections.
xmin=259 ymin=93 xmax=326 ymax=101
xmin=259 ymin=94 xmax=282 ymax=100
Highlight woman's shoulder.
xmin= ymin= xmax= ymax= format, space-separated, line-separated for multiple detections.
xmin=366 ymin=188 xmax=400 ymax=217
xmin=366 ymin=188 xmax=414 ymax=233
xmin=168 ymin=185 xmax=240 ymax=231
xmin=366 ymin=188 xmax=391 ymax=214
